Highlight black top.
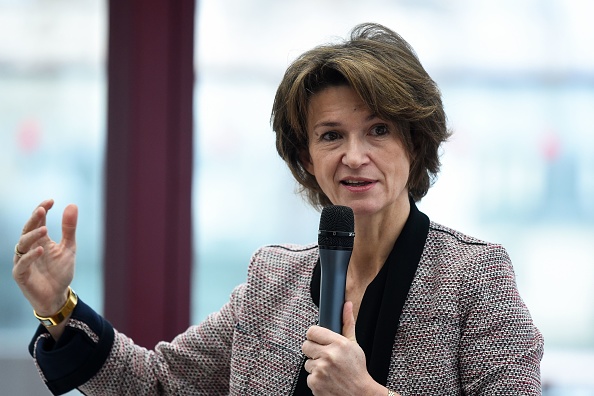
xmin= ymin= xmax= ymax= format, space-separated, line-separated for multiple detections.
xmin=293 ymin=199 xmax=429 ymax=394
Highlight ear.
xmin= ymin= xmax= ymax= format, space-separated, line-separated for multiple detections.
xmin=299 ymin=150 xmax=314 ymax=175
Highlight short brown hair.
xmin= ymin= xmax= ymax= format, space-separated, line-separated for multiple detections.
xmin=271 ymin=22 xmax=450 ymax=209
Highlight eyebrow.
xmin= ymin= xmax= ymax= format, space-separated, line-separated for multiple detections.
xmin=312 ymin=121 xmax=340 ymax=130
xmin=312 ymin=114 xmax=379 ymax=130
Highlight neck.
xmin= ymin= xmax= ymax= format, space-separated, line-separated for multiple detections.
xmin=349 ymin=199 xmax=411 ymax=280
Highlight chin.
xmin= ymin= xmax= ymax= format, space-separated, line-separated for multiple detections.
xmin=344 ymin=202 xmax=383 ymax=218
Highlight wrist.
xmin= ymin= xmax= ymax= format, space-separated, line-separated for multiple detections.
xmin=33 ymin=287 xmax=78 ymax=327
xmin=32 ymin=287 xmax=69 ymax=317
xmin=364 ymin=379 xmax=397 ymax=396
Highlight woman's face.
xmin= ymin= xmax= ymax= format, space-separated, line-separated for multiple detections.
xmin=303 ymin=85 xmax=411 ymax=219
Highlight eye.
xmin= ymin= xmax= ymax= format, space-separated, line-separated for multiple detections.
xmin=320 ymin=131 xmax=341 ymax=141
xmin=370 ymin=124 xmax=390 ymax=136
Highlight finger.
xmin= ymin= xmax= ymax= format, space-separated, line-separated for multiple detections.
xmin=61 ymin=204 xmax=78 ymax=250
xmin=15 ymin=226 xmax=48 ymax=257
xmin=21 ymin=200 xmax=53 ymax=235
xmin=306 ymin=324 xmax=337 ymax=345
xmin=37 ymin=199 xmax=54 ymax=227
xmin=304 ymin=358 xmax=313 ymax=374
xmin=302 ymin=339 xmax=319 ymax=360
xmin=12 ymin=246 xmax=43 ymax=272
xmin=13 ymin=245 xmax=44 ymax=279
xmin=342 ymin=301 xmax=357 ymax=341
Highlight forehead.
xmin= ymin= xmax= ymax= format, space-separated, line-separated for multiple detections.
xmin=306 ymin=86 xmax=372 ymax=124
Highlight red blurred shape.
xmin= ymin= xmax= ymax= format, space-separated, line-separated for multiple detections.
xmin=541 ymin=131 xmax=561 ymax=162
xmin=17 ymin=118 xmax=42 ymax=153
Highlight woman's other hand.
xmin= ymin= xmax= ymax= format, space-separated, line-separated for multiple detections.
xmin=12 ymin=199 xmax=77 ymax=324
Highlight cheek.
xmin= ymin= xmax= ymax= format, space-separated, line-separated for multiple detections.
xmin=388 ymin=158 xmax=412 ymax=186
xmin=309 ymin=151 xmax=333 ymax=174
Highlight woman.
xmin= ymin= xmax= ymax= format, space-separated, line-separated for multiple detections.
xmin=13 ymin=23 xmax=543 ymax=395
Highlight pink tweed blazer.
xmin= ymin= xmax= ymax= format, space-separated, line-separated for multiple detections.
xmin=78 ymin=222 xmax=543 ymax=395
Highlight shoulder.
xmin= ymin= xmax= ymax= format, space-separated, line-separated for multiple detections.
xmin=428 ymin=222 xmax=490 ymax=248
xmin=249 ymin=243 xmax=318 ymax=270
xmin=426 ymin=221 xmax=510 ymax=264
xmin=241 ymin=244 xmax=319 ymax=334
xmin=422 ymin=222 xmax=520 ymax=301
xmin=420 ymin=221 xmax=516 ymax=292
xmin=246 ymin=243 xmax=318 ymax=285
xmin=251 ymin=243 xmax=318 ymax=259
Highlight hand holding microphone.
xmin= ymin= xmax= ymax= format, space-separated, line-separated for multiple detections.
xmin=303 ymin=206 xmax=398 ymax=395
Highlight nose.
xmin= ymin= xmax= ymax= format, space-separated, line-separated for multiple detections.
xmin=341 ymin=138 xmax=369 ymax=168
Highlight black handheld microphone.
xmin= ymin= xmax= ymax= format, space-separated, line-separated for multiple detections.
xmin=318 ymin=205 xmax=355 ymax=333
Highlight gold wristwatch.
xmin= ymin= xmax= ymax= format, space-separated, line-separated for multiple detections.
xmin=33 ymin=287 xmax=78 ymax=327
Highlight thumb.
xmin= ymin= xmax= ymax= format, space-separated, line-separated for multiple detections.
xmin=342 ymin=301 xmax=356 ymax=341
xmin=61 ymin=204 xmax=78 ymax=250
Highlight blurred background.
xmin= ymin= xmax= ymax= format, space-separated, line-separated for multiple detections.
xmin=1 ymin=0 xmax=593 ymax=394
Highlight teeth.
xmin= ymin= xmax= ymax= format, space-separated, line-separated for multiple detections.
xmin=344 ymin=180 xmax=368 ymax=186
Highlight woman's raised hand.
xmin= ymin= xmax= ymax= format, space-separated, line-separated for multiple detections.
xmin=12 ymin=199 xmax=78 ymax=317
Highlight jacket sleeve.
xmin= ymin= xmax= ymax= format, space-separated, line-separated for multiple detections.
xmin=29 ymin=298 xmax=115 ymax=395
xmin=458 ymin=244 xmax=544 ymax=395
xmin=30 ymin=284 xmax=245 ymax=395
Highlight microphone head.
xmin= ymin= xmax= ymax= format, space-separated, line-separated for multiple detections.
xmin=318 ymin=205 xmax=355 ymax=250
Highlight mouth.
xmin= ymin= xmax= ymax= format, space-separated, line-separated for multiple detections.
xmin=341 ymin=179 xmax=374 ymax=187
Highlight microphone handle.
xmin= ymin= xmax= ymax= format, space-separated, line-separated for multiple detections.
xmin=318 ymin=248 xmax=352 ymax=333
